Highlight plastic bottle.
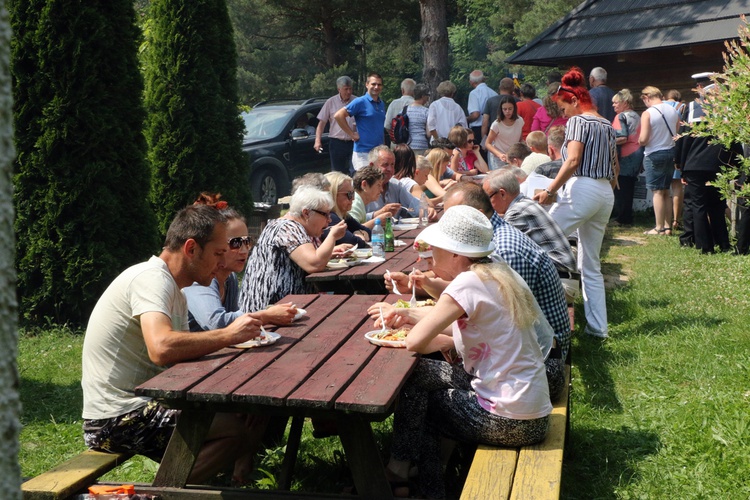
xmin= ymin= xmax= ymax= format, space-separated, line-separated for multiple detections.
xmin=419 ymin=193 xmax=429 ymax=227
xmin=371 ymin=218 xmax=385 ymax=258
xmin=384 ymin=216 xmax=395 ymax=252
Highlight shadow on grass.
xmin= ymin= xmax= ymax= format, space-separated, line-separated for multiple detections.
xmin=572 ymin=333 xmax=622 ymax=412
xmin=562 ymin=425 xmax=660 ymax=499
xmin=20 ymin=378 xmax=83 ymax=424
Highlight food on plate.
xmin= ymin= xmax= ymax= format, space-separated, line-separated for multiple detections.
xmin=375 ymin=328 xmax=411 ymax=341
xmin=395 ymin=298 xmax=436 ymax=308
xmin=413 ymin=240 xmax=431 ymax=252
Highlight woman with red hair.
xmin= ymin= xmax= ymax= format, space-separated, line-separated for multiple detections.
xmin=533 ymin=67 xmax=618 ymax=339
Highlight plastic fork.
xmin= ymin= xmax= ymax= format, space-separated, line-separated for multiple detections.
xmin=386 ymin=269 xmax=402 ymax=295
xmin=409 ymin=267 xmax=418 ymax=308
xmin=379 ymin=306 xmax=387 ymax=333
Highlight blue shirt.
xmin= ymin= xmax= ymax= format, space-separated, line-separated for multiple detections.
xmin=489 ymin=213 xmax=571 ymax=358
xmin=346 ymin=93 xmax=386 ymax=153
xmin=184 ymin=274 xmax=241 ymax=332
xmin=365 ymin=178 xmax=421 ymax=220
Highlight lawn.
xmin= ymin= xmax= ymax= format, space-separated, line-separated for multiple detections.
xmin=18 ymin=222 xmax=750 ymax=498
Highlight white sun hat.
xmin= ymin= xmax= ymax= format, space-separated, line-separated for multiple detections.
xmin=416 ymin=205 xmax=495 ymax=258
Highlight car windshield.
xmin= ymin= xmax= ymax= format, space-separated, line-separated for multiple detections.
xmin=242 ymin=108 xmax=293 ymax=141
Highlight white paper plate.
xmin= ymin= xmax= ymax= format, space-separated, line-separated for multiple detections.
xmin=361 ymin=256 xmax=385 ymax=263
xmin=354 ymin=249 xmax=372 ymax=259
xmin=293 ymin=308 xmax=306 ymax=321
xmin=393 ymin=223 xmax=418 ymax=231
xmin=232 ymin=330 xmax=280 ymax=348
xmin=364 ymin=330 xmax=407 ymax=348
xmin=326 ymin=260 xmax=351 ymax=269
xmin=399 ymin=218 xmax=419 ymax=224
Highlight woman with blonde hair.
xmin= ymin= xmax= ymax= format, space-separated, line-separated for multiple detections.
xmin=639 ymin=85 xmax=681 ymax=235
xmin=376 ymin=205 xmax=551 ymax=499
xmin=611 ymin=89 xmax=643 ymax=225
xmin=425 ymin=147 xmax=459 ymax=188
xmin=322 ymin=171 xmax=371 ymax=247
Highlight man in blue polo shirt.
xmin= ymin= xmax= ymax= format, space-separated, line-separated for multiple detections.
xmin=335 ymin=72 xmax=386 ymax=173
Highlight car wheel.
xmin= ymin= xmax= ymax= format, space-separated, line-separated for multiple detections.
xmin=253 ymin=169 xmax=280 ymax=204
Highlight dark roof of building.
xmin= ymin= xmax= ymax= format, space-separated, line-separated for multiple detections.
xmin=507 ymin=0 xmax=750 ymax=65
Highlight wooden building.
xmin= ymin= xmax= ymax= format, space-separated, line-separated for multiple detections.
xmin=507 ymin=0 xmax=750 ymax=105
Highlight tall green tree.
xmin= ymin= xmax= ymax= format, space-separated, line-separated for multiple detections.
xmin=10 ymin=0 xmax=158 ymax=325
xmin=145 ymin=0 xmax=250 ymax=233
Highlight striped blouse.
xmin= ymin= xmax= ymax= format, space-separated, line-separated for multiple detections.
xmin=561 ymin=114 xmax=617 ymax=180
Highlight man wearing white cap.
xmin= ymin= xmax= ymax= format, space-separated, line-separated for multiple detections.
xmin=382 ymin=205 xmax=552 ymax=500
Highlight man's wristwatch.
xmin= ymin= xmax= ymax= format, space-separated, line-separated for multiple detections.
xmin=544 ymin=188 xmax=555 ymax=197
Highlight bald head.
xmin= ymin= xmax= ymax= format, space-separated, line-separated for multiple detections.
xmin=444 ymin=183 xmax=493 ymax=218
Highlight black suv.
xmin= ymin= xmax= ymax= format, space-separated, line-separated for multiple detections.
xmin=242 ymin=98 xmax=332 ymax=203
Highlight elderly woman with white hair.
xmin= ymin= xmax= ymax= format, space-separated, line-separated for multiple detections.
xmin=376 ymin=205 xmax=552 ymax=499
xmin=239 ymin=187 xmax=347 ymax=313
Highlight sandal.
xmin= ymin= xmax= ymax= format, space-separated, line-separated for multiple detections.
xmin=663 ymin=228 xmax=672 ymax=236
xmin=643 ymin=227 xmax=665 ymax=235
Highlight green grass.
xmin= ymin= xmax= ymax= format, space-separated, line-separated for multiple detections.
xmin=19 ymin=222 xmax=750 ymax=497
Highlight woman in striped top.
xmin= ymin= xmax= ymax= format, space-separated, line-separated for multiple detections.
xmin=534 ymin=67 xmax=618 ymax=339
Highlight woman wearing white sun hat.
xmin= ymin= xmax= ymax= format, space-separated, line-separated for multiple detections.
xmin=380 ymin=205 xmax=552 ymax=499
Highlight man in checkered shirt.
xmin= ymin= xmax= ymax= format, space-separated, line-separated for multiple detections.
xmin=444 ymin=183 xmax=571 ymax=361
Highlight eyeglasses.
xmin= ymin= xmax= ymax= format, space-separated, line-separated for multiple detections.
xmin=310 ymin=209 xmax=332 ymax=219
xmin=467 ymin=139 xmax=475 ymax=143
xmin=340 ymin=190 xmax=355 ymax=200
xmin=555 ymin=85 xmax=576 ymax=96
xmin=228 ymin=236 xmax=252 ymax=250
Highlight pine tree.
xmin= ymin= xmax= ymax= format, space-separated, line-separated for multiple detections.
xmin=10 ymin=0 xmax=158 ymax=325
xmin=144 ymin=0 xmax=251 ymax=234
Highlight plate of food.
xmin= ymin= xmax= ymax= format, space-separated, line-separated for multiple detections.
xmin=232 ymin=330 xmax=280 ymax=348
xmin=326 ymin=256 xmax=359 ymax=269
xmin=365 ymin=328 xmax=411 ymax=348
xmin=354 ymin=248 xmax=372 ymax=259
xmin=394 ymin=298 xmax=436 ymax=308
xmin=392 ymin=223 xmax=418 ymax=231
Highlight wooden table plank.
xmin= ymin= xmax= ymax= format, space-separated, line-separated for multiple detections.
xmin=286 ymin=295 xmax=386 ymax=410
xmin=186 ymin=295 xmax=346 ymax=404
xmin=232 ymin=295 xmax=374 ymax=406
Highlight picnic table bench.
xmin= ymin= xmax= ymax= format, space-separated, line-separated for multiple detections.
xmin=460 ymin=365 xmax=570 ymax=500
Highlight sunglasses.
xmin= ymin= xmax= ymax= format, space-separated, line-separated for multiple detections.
xmin=340 ymin=190 xmax=355 ymax=200
xmin=310 ymin=209 xmax=332 ymax=219
xmin=555 ymin=85 xmax=576 ymax=96
xmin=467 ymin=139 xmax=475 ymax=143
xmin=228 ymin=236 xmax=252 ymax=250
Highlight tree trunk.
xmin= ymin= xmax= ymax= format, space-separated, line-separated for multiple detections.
xmin=0 ymin=2 xmax=21 ymax=497
xmin=419 ymin=0 xmax=449 ymax=101
xmin=321 ymin=9 xmax=339 ymax=68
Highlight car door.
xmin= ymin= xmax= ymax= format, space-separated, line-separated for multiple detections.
xmin=287 ymin=107 xmax=330 ymax=176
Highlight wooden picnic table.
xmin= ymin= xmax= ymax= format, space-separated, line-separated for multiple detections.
xmin=134 ymin=293 xmax=418 ymax=499
xmin=306 ymin=228 xmax=430 ymax=294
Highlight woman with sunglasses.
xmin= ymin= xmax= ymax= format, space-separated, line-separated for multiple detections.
xmin=322 ymin=171 xmax=371 ymax=247
xmin=239 ymin=186 xmax=348 ymax=314
xmin=533 ymin=67 xmax=618 ymax=340
xmin=184 ymin=193 xmax=298 ymax=332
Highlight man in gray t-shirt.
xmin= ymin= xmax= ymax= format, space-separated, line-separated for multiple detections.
xmin=81 ymin=205 xmax=265 ymax=484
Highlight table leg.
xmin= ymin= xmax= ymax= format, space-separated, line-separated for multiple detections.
xmin=278 ymin=416 xmax=304 ymax=490
xmin=153 ymin=410 xmax=214 ymax=487
xmin=337 ymin=416 xmax=393 ymax=500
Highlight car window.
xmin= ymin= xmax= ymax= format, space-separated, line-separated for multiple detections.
xmin=242 ymin=108 xmax=293 ymax=141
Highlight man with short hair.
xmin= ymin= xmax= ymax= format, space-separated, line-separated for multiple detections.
xmin=364 ymin=145 xmax=435 ymax=220
xmin=589 ymin=67 xmax=615 ymax=122
xmin=535 ymin=125 xmax=565 ymax=178
xmin=82 ymin=205 xmax=267 ymax=484
xmin=466 ymin=70 xmax=497 ymax=144
xmin=427 ymin=80 xmax=467 ymax=143
xmin=384 ymin=78 xmax=416 ymax=137
xmin=335 ymin=72 xmax=386 ymax=172
xmin=483 ymin=169 xmax=576 ymax=275
xmin=316 ymin=76 xmax=357 ymax=174
xmin=506 ymin=142 xmax=531 ymax=167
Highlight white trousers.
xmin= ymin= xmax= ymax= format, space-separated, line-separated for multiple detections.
xmin=550 ymin=176 xmax=614 ymax=336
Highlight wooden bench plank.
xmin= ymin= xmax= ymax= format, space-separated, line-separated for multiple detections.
xmin=22 ymin=450 xmax=132 ymax=500
xmin=509 ymin=366 xmax=570 ymax=500
xmin=460 ymin=448 xmax=518 ymax=500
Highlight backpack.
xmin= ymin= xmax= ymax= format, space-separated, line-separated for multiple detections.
xmin=390 ymin=105 xmax=410 ymax=144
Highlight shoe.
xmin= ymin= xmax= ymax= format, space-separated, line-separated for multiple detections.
xmin=584 ymin=327 xmax=609 ymax=339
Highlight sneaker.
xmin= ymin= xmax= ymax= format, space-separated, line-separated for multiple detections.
xmin=584 ymin=327 xmax=609 ymax=339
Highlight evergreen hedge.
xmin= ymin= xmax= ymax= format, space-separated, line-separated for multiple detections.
xmin=11 ymin=0 xmax=158 ymax=325
xmin=144 ymin=0 xmax=251 ymax=234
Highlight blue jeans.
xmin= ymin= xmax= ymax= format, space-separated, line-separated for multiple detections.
xmin=328 ymin=138 xmax=354 ymax=174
